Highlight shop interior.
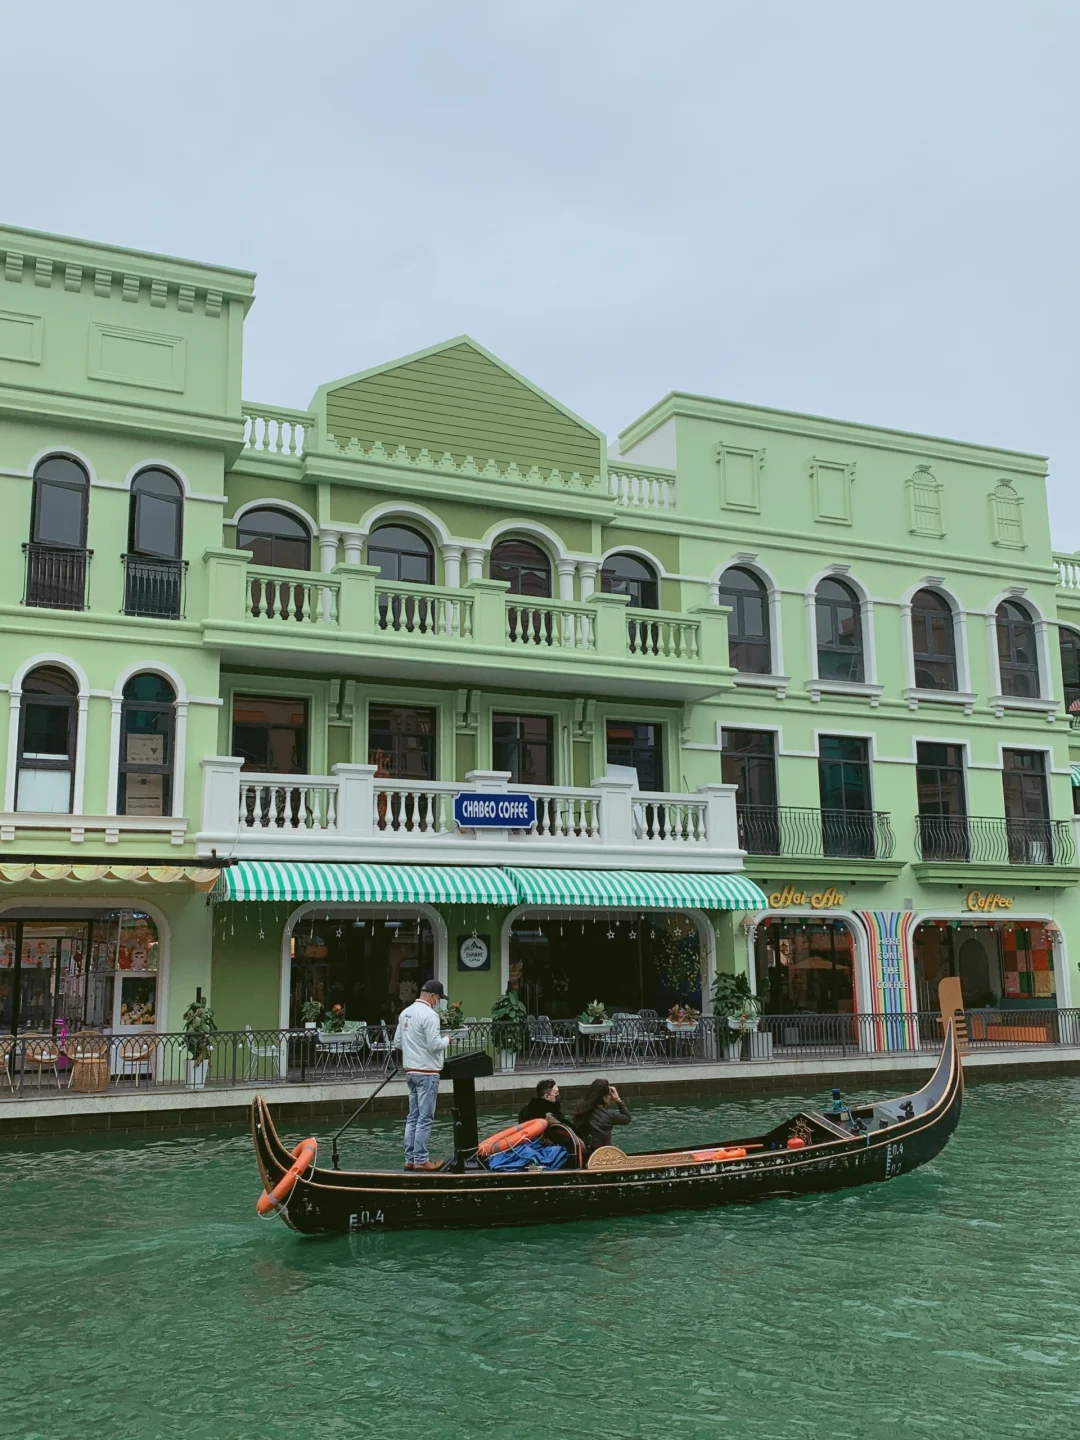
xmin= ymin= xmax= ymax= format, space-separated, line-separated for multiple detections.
xmin=753 ymin=918 xmax=856 ymax=1014
xmin=913 ymin=920 xmax=1056 ymax=1010
xmin=288 ymin=912 xmax=436 ymax=1027
xmin=507 ymin=912 xmax=702 ymax=1018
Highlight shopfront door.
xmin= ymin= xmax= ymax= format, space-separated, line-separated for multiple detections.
xmin=289 ymin=913 xmax=435 ymax=1027
xmin=754 ymin=919 xmax=856 ymax=1014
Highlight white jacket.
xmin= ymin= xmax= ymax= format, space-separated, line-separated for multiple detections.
xmin=393 ymin=1000 xmax=449 ymax=1073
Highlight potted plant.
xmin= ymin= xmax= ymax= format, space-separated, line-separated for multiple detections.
xmin=712 ymin=972 xmax=760 ymax=1061
xmin=666 ymin=1003 xmax=701 ymax=1033
xmin=490 ymin=990 xmax=528 ymax=1071
xmin=324 ymin=1003 xmax=347 ymax=1033
xmin=440 ymin=1000 xmax=465 ymax=1035
xmin=577 ymin=1000 xmax=610 ymax=1033
xmin=300 ymin=998 xmax=323 ymax=1031
xmin=182 ymin=996 xmax=216 ymax=1089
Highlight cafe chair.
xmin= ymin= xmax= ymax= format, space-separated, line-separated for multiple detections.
xmin=114 ymin=1036 xmax=155 ymax=1087
xmin=22 ymin=1035 xmax=61 ymax=1089
xmin=62 ymin=1032 xmax=109 ymax=1089
xmin=244 ymin=1025 xmax=283 ymax=1082
xmin=0 ymin=1036 xmax=16 ymax=1092
xmin=529 ymin=1015 xmax=577 ymax=1068
xmin=365 ymin=1023 xmax=396 ymax=1074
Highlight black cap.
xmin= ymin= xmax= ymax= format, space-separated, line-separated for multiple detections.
xmin=422 ymin=980 xmax=446 ymax=997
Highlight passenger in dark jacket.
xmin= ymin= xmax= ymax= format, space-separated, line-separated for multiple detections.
xmin=518 ymin=1078 xmax=566 ymax=1125
xmin=571 ymin=1078 xmax=632 ymax=1155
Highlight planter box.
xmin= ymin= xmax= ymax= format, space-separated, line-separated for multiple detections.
xmin=497 ymin=1050 xmax=517 ymax=1072
xmin=578 ymin=1022 xmax=612 ymax=1035
xmin=725 ymin=1042 xmax=743 ymax=1063
xmin=186 ymin=1059 xmax=209 ymax=1089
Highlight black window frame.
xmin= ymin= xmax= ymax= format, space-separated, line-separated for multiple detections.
xmin=118 ymin=673 xmax=177 ymax=817
xmin=910 ymin=589 xmax=958 ymax=692
xmin=600 ymin=553 xmax=659 ymax=610
xmin=492 ymin=713 xmax=555 ymax=786
xmin=817 ymin=734 xmax=873 ymax=857
xmin=606 ymin=721 xmax=664 ymax=792
xmin=16 ymin=665 xmax=78 ymax=813
xmin=30 ymin=455 xmax=89 ymax=550
xmin=368 ymin=704 xmax=437 ymax=782
xmin=490 ymin=539 xmax=552 ymax=598
xmin=231 ymin=695 xmax=310 ymax=774
xmin=128 ymin=469 xmax=184 ymax=560
xmin=236 ymin=508 xmax=312 ymax=572
xmin=815 ymin=578 xmax=865 ymax=683
xmin=717 ymin=567 xmax=771 ymax=674
xmin=367 ymin=524 xmax=435 ymax=586
xmin=996 ymin=599 xmax=1040 ymax=698
xmin=1060 ymin=627 xmax=1080 ymax=718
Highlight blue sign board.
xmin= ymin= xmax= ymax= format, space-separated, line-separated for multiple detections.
xmin=453 ymin=792 xmax=537 ymax=829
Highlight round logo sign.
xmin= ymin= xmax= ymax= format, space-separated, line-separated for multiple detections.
xmin=459 ymin=936 xmax=489 ymax=970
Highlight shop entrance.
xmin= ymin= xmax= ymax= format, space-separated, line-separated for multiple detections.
xmin=508 ymin=912 xmax=702 ymax=1019
xmin=0 ymin=910 xmax=160 ymax=1034
xmin=753 ymin=918 xmax=856 ymax=1013
xmin=913 ymin=921 xmax=1056 ymax=1010
xmin=288 ymin=911 xmax=435 ymax=1027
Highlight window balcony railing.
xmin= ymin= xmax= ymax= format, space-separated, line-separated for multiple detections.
xmin=915 ymin=815 xmax=1075 ymax=866
xmin=1064 ymin=685 xmax=1080 ymax=730
xmin=122 ymin=556 xmax=188 ymax=619
xmin=22 ymin=543 xmax=91 ymax=611
xmin=737 ymin=805 xmax=895 ymax=861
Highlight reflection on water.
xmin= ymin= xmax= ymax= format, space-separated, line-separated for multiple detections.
xmin=3 ymin=1080 xmax=1080 ymax=1440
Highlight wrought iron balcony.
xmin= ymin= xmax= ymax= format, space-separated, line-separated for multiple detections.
xmin=123 ymin=556 xmax=187 ymax=619
xmin=737 ymin=805 xmax=895 ymax=860
xmin=915 ymin=814 xmax=1076 ymax=866
xmin=23 ymin=543 xmax=91 ymax=611
xmin=1065 ymin=685 xmax=1080 ymax=730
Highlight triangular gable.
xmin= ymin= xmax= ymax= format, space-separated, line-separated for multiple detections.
xmin=314 ymin=337 xmax=605 ymax=477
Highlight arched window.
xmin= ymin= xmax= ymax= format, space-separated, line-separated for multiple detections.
xmin=118 ymin=673 xmax=176 ymax=817
xmin=236 ymin=508 xmax=311 ymax=570
xmin=490 ymin=539 xmax=552 ymax=598
xmin=996 ymin=599 xmax=1040 ymax=697
xmin=125 ymin=469 xmax=185 ymax=618
xmin=911 ymin=589 xmax=957 ymax=691
xmin=815 ymin=578 xmax=864 ymax=683
xmin=16 ymin=666 xmax=78 ymax=813
xmin=717 ymin=567 xmax=771 ymax=674
xmin=601 ymin=553 xmax=658 ymax=610
xmin=26 ymin=456 xmax=90 ymax=610
xmin=367 ymin=524 xmax=435 ymax=585
xmin=1060 ymin=627 xmax=1080 ymax=720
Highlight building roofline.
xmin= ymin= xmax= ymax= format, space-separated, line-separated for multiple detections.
xmin=0 ymin=222 xmax=256 ymax=295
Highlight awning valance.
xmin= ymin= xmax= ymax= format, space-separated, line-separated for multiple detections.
xmin=0 ymin=862 xmax=221 ymax=889
xmin=499 ymin=868 xmax=768 ymax=911
xmin=1071 ymin=763 xmax=1080 ymax=787
xmin=214 ymin=861 xmax=768 ymax=911
xmin=216 ymin=861 xmax=519 ymax=906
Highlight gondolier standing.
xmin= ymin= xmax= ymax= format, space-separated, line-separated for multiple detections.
xmin=393 ymin=979 xmax=450 ymax=1171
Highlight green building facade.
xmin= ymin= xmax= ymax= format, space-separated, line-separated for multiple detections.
xmin=1 ymin=222 xmax=1078 ymax=1055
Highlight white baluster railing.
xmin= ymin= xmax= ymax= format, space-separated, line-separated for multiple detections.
xmin=238 ymin=775 xmax=340 ymax=832
xmin=505 ymin=599 xmax=596 ymax=650
xmin=374 ymin=782 xmax=459 ymax=835
xmin=242 ymin=404 xmax=313 ymax=458
xmin=374 ymin=584 xmax=474 ymax=640
xmin=609 ymin=465 xmax=677 ymax=511
xmin=1055 ymin=553 xmax=1080 ymax=589
xmin=246 ymin=567 xmax=340 ymax=626
xmin=529 ymin=787 xmax=603 ymax=840
xmin=633 ymin=795 xmax=710 ymax=844
xmin=626 ymin=613 xmax=701 ymax=662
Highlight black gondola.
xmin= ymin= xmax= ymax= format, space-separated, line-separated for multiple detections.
xmin=251 ymin=982 xmax=965 ymax=1235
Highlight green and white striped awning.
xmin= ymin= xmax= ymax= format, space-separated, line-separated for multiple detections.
xmin=502 ymin=868 xmax=768 ymax=911
xmin=215 ymin=861 xmax=518 ymax=906
xmin=1071 ymin=763 xmax=1080 ymax=788
xmin=214 ymin=861 xmax=767 ymax=911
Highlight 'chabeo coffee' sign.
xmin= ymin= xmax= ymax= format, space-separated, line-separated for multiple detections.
xmin=965 ymin=891 xmax=1013 ymax=912
xmin=768 ymin=885 xmax=845 ymax=910
xmin=453 ymin=792 xmax=536 ymax=829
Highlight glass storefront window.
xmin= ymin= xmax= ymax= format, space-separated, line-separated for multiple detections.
xmin=754 ymin=920 xmax=855 ymax=1014
xmin=914 ymin=921 xmax=1055 ymax=1010
xmin=288 ymin=912 xmax=435 ymax=1027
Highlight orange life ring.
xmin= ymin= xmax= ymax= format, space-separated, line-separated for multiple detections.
xmin=256 ymin=1137 xmax=318 ymax=1217
xmin=786 ymin=1137 xmax=806 ymax=1150
xmin=690 ymin=1146 xmax=747 ymax=1162
xmin=476 ymin=1117 xmax=547 ymax=1160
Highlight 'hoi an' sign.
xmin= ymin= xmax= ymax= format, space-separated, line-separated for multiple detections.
xmin=965 ymin=891 xmax=1013 ymax=913
xmin=768 ymin=885 xmax=845 ymax=911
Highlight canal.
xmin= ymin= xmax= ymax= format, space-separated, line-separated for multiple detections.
xmin=2 ymin=1078 xmax=1078 ymax=1439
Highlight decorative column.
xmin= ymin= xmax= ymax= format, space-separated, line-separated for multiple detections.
xmin=856 ymin=911 xmax=918 ymax=1052
xmin=578 ymin=560 xmax=598 ymax=599
xmin=442 ymin=543 xmax=463 ymax=588
xmin=318 ymin=529 xmax=341 ymax=573
xmin=464 ymin=546 xmax=486 ymax=583
xmin=557 ymin=559 xmax=577 ymax=602
xmin=341 ymin=531 xmax=364 ymax=565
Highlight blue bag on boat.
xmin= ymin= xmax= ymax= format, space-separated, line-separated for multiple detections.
xmin=488 ymin=1141 xmax=568 ymax=1171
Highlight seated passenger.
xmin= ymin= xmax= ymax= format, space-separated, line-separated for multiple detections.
xmin=518 ymin=1078 xmax=565 ymax=1126
xmin=571 ymin=1078 xmax=631 ymax=1156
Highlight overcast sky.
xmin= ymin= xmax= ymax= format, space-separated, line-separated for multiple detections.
xmin=7 ymin=2 xmax=1079 ymax=542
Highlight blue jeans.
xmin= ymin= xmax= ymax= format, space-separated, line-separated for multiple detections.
xmin=404 ymin=1072 xmax=440 ymax=1164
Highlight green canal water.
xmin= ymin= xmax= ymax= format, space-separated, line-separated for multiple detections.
xmin=2 ymin=1079 xmax=1078 ymax=1440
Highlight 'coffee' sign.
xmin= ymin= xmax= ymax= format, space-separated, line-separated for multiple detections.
xmin=454 ymin=793 xmax=537 ymax=829
xmin=768 ymin=885 xmax=845 ymax=911
xmin=966 ymin=891 xmax=1013 ymax=913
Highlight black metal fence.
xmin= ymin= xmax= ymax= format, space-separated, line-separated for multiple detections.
xmin=3 ymin=1009 xmax=1079 ymax=1099
xmin=737 ymin=805 xmax=895 ymax=860
xmin=915 ymin=814 xmax=1075 ymax=866
xmin=122 ymin=556 xmax=187 ymax=619
xmin=23 ymin=543 xmax=91 ymax=610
